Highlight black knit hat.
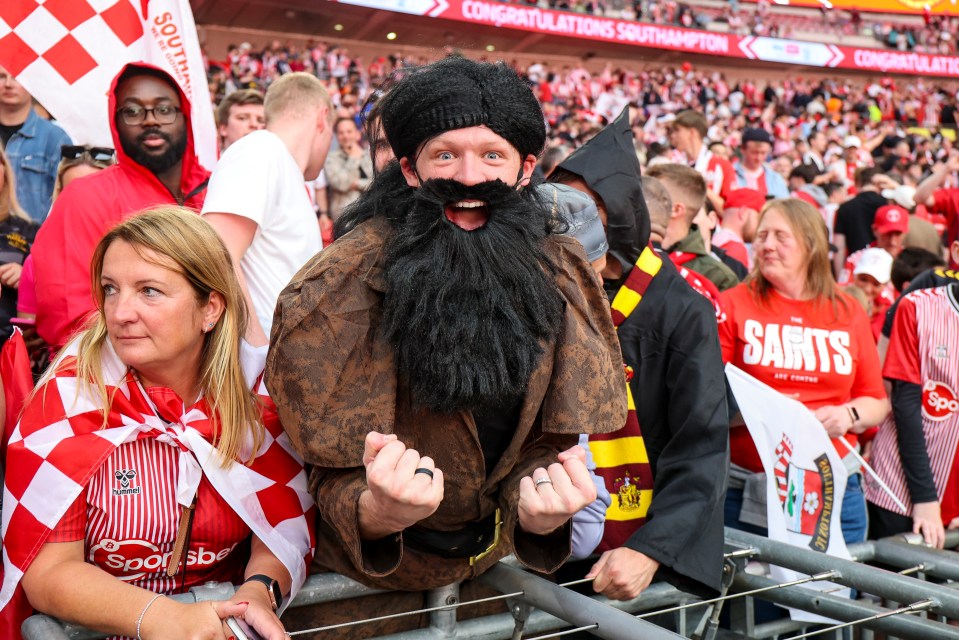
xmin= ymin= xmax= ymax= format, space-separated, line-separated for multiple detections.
xmin=379 ymin=56 xmax=546 ymax=162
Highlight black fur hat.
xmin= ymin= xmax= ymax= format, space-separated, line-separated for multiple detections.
xmin=380 ymin=56 xmax=546 ymax=162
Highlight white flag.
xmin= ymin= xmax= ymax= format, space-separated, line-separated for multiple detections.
xmin=0 ymin=0 xmax=216 ymax=170
xmin=726 ymin=364 xmax=851 ymax=624
xmin=593 ymin=92 xmax=631 ymax=124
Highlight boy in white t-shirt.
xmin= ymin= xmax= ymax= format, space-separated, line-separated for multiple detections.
xmin=203 ymin=73 xmax=333 ymax=343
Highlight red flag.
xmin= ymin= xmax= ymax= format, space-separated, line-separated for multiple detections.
xmin=0 ymin=328 xmax=33 ymax=459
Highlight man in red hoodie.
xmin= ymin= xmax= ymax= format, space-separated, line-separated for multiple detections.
xmin=31 ymin=64 xmax=210 ymax=348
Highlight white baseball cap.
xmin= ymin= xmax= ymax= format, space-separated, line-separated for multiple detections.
xmin=853 ymin=248 xmax=893 ymax=284
xmin=881 ymin=184 xmax=917 ymax=210
xmin=843 ymin=135 xmax=862 ymax=149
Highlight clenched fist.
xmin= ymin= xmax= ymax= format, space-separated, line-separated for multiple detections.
xmin=518 ymin=445 xmax=597 ymax=536
xmin=358 ymin=432 xmax=445 ymax=539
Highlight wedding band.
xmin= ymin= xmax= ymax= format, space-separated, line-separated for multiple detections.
xmin=534 ymin=477 xmax=553 ymax=487
xmin=414 ymin=467 xmax=434 ymax=480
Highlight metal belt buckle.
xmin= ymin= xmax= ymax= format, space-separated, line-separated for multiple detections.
xmin=469 ymin=508 xmax=502 ymax=567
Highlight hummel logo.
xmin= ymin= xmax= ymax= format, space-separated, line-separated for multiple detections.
xmin=115 ymin=469 xmax=137 ymax=488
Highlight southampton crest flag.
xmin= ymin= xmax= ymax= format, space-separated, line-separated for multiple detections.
xmin=726 ymin=364 xmax=851 ymax=623
xmin=0 ymin=0 xmax=216 ymax=169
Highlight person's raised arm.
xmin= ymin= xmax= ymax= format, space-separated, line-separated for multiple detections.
xmin=915 ymin=154 xmax=959 ymax=207
xmin=202 ymin=212 xmax=268 ymax=346
xmin=864 ymin=124 xmax=893 ymax=154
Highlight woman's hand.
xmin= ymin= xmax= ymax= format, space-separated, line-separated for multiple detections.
xmin=912 ymin=501 xmax=946 ymax=549
xmin=0 ymin=262 xmax=22 ymax=288
xmin=140 ymin=598 xmax=248 ymax=639
xmin=814 ymin=405 xmax=853 ymax=438
xmin=228 ymin=581 xmax=289 ymax=640
xmin=518 ymin=446 xmax=598 ymax=536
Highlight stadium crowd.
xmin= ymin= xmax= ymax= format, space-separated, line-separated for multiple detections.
xmin=421 ymin=0 xmax=959 ymax=53
xmin=4 ymin=24 xmax=959 ymax=638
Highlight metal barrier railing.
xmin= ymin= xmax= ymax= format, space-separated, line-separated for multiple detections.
xmin=23 ymin=528 xmax=959 ymax=640
xmin=723 ymin=528 xmax=959 ymax=640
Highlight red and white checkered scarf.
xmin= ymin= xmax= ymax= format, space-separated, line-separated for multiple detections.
xmin=0 ymin=340 xmax=315 ymax=637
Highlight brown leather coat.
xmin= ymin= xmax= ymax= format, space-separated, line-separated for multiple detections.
xmin=266 ymin=216 xmax=626 ymax=590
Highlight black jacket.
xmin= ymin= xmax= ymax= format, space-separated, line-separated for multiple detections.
xmin=834 ymin=191 xmax=887 ymax=255
xmin=616 ymin=257 xmax=730 ymax=595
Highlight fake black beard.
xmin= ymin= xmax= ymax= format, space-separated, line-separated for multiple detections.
xmin=122 ymin=128 xmax=188 ymax=174
xmin=381 ymin=178 xmax=564 ymax=415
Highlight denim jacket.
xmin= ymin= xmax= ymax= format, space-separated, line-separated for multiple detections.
xmin=734 ymin=161 xmax=790 ymax=200
xmin=3 ymin=110 xmax=72 ymax=223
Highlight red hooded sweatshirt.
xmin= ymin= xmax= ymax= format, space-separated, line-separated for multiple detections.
xmin=32 ymin=63 xmax=210 ymax=348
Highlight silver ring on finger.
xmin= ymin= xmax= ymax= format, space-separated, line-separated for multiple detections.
xmin=414 ymin=467 xmax=434 ymax=480
xmin=534 ymin=477 xmax=553 ymax=488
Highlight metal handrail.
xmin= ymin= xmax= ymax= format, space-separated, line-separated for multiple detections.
xmin=25 ymin=529 xmax=959 ymax=640
xmin=725 ymin=527 xmax=959 ymax=617
xmin=478 ymin=561 xmax=687 ymax=640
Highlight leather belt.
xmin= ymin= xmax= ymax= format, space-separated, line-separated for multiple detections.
xmin=403 ymin=508 xmax=502 ymax=566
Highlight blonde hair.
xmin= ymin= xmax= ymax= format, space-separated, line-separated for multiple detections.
xmin=76 ymin=206 xmax=262 ymax=466
xmin=843 ymin=284 xmax=873 ymax=317
xmin=646 ymin=163 xmax=707 ymax=223
xmin=264 ymin=72 xmax=333 ymax=126
xmin=747 ymin=198 xmax=849 ymax=314
xmin=52 ymin=154 xmax=113 ymax=201
xmin=0 ymin=147 xmax=30 ymax=222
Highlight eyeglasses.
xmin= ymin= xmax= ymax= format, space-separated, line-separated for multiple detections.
xmin=61 ymin=145 xmax=115 ymax=163
xmin=116 ymin=104 xmax=181 ymax=125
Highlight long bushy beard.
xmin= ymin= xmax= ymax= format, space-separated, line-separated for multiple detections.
xmin=382 ymin=178 xmax=564 ymax=415
xmin=122 ymin=128 xmax=187 ymax=174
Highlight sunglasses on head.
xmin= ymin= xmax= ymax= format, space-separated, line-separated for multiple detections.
xmin=61 ymin=145 xmax=115 ymax=163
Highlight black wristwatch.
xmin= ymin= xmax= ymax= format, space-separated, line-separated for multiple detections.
xmin=244 ymin=574 xmax=282 ymax=611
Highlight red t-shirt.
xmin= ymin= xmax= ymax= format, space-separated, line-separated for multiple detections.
xmin=933 ymin=189 xmax=959 ymax=268
xmin=50 ymin=438 xmax=250 ymax=594
xmin=714 ymin=235 xmax=750 ymax=270
xmin=719 ymin=282 xmax=887 ymax=471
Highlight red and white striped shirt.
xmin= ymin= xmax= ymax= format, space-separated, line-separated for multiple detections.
xmin=693 ymin=147 xmax=735 ymax=202
xmin=51 ymin=437 xmax=249 ymax=594
xmin=868 ymin=286 xmax=959 ymax=520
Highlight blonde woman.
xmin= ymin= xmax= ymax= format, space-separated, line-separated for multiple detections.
xmin=15 ymin=146 xmax=115 ymax=363
xmin=719 ymin=198 xmax=889 ymax=545
xmin=52 ymin=145 xmax=116 ymax=201
xmin=0 ymin=147 xmax=38 ymax=343
xmin=0 ymin=207 xmax=314 ymax=640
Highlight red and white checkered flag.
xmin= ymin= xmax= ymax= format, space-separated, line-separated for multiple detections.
xmin=0 ymin=341 xmax=315 ymax=637
xmin=0 ymin=0 xmax=217 ymax=169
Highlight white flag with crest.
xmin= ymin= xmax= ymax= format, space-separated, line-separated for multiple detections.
xmin=726 ymin=364 xmax=851 ymax=624
xmin=0 ymin=0 xmax=215 ymax=170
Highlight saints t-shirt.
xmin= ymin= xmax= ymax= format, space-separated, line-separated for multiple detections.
xmin=719 ymin=282 xmax=887 ymax=471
